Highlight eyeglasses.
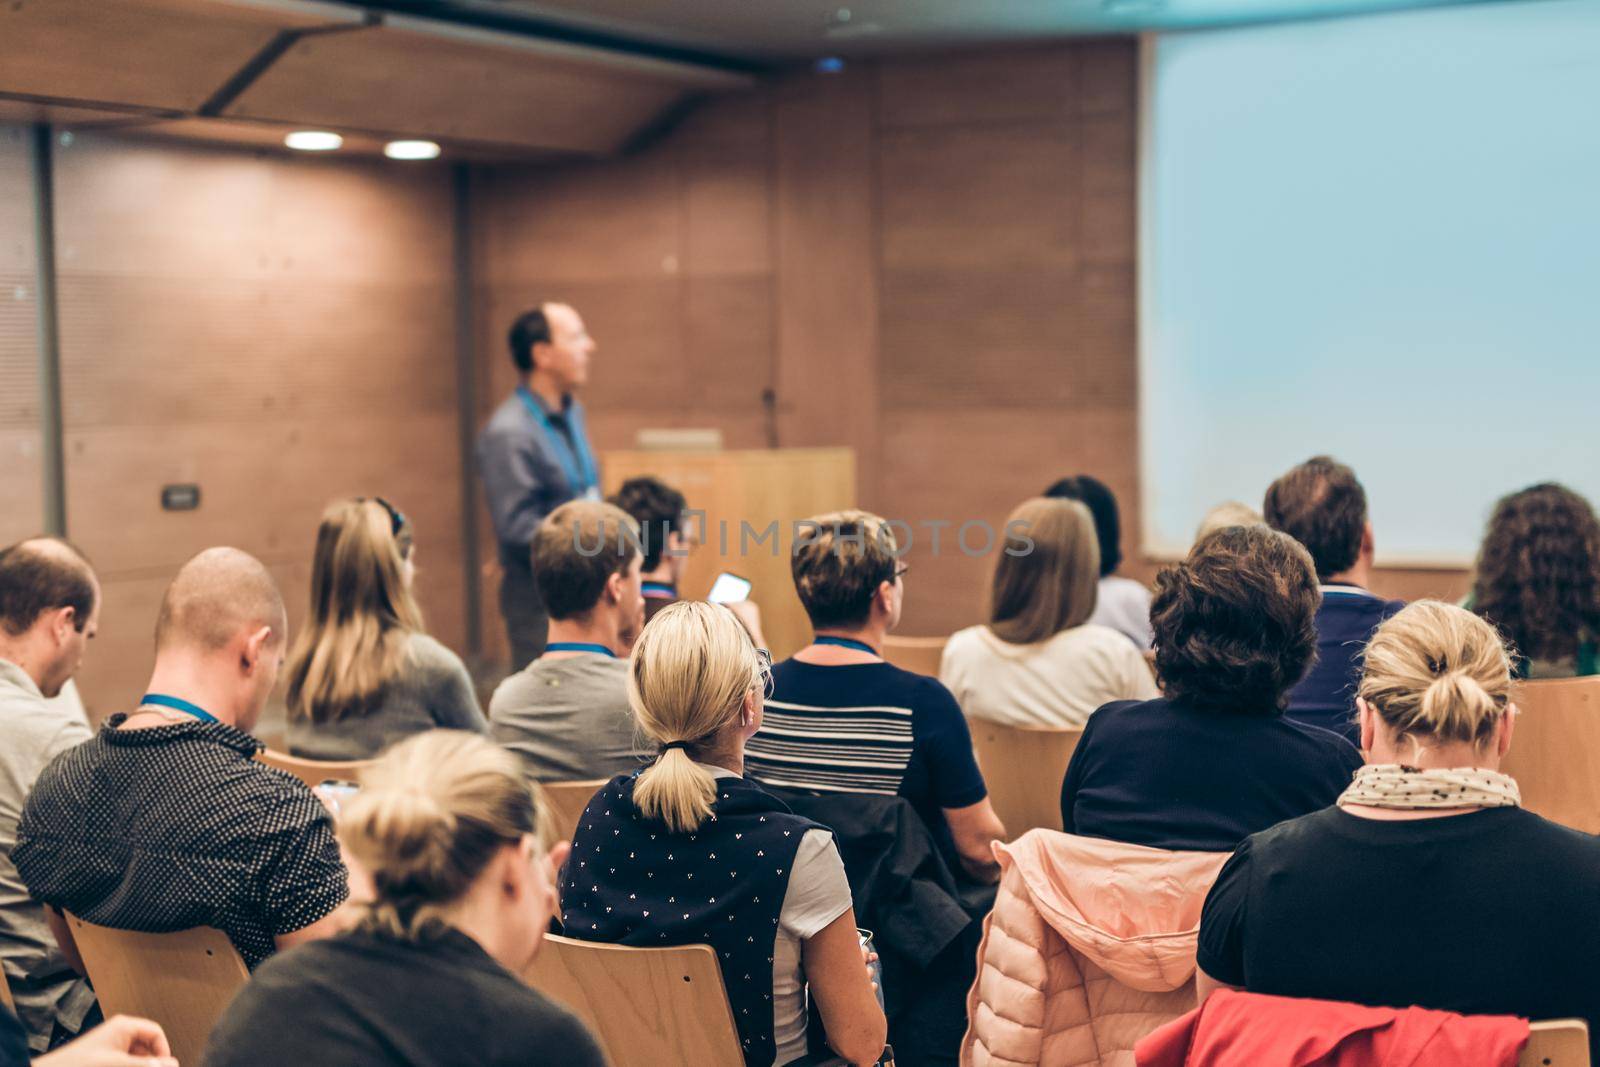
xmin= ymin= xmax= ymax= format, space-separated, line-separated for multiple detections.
xmin=755 ymin=647 xmax=775 ymax=699
xmin=893 ymin=564 xmax=910 ymax=581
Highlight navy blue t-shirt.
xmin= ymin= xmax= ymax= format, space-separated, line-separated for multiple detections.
xmin=747 ymin=660 xmax=989 ymax=852
xmin=1287 ymin=585 xmax=1406 ymax=743
xmin=1059 ymin=696 xmax=1361 ymax=852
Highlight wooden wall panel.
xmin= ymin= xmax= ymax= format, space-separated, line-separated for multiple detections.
xmin=54 ymin=135 xmax=462 ymax=717
xmin=0 ymin=125 xmax=43 ymax=545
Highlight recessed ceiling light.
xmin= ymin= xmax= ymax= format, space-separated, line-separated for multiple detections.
xmin=384 ymin=140 xmax=441 ymax=161
xmin=284 ymin=131 xmax=343 ymax=152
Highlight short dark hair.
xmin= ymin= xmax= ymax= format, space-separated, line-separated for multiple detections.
xmin=508 ymin=307 xmax=551 ymax=373
xmin=1150 ymin=524 xmax=1320 ymax=714
xmin=1043 ymin=474 xmax=1122 ymax=576
xmin=1262 ymin=456 xmax=1368 ymax=580
xmin=531 ymin=501 xmax=640 ymax=621
xmin=0 ymin=538 xmax=97 ymax=637
xmin=791 ymin=511 xmax=899 ymax=631
xmin=609 ymin=476 xmax=688 ymax=574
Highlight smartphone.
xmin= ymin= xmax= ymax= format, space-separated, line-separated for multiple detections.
xmin=316 ymin=778 xmax=361 ymax=819
xmin=707 ymin=571 xmax=753 ymax=604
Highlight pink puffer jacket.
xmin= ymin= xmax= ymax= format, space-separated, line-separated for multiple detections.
xmin=961 ymin=830 xmax=1229 ymax=1067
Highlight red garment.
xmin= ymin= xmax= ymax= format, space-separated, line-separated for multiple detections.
xmin=1135 ymin=989 xmax=1528 ymax=1067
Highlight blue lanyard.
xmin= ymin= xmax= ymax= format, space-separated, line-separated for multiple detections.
xmin=139 ymin=692 xmax=219 ymax=723
xmin=545 ymin=642 xmax=617 ymax=658
xmin=516 ymin=386 xmax=597 ymax=495
xmin=814 ymin=635 xmax=880 ymax=656
xmin=641 ymin=581 xmax=677 ymax=599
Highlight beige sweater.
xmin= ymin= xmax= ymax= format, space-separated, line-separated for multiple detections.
xmin=940 ymin=624 xmax=1158 ymax=730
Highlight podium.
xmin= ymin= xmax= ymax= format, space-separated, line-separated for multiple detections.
xmin=600 ymin=448 xmax=856 ymax=659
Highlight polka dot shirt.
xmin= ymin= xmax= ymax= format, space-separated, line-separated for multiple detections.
xmin=14 ymin=715 xmax=349 ymax=968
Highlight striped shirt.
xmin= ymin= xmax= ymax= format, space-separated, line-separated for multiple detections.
xmin=748 ymin=660 xmax=988 ymax=848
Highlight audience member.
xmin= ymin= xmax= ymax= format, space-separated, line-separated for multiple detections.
xmin=609 ymin=475 xmax=691 ymax=622
xmin=0 ymin=539 xmax=98 ymax=1052
xmin=746 ymin=511 xmax=1006 ymax=883
xmin=478 ymin=303 xmax=601 ymax=670
xmin=940 ymin=498 xmax=1157 ymax=729
xmin=1 ymin=1008 xmax=175 ymax=1067
xmin=565 ymin=602 xmax=886 ymax=1067
xmin=14 ymin=548 xmax=349 ymax=972
xmin=1470 ymin=482 xmax=1600 ymax=677
xmin=286 ymin=498 xmax=485 ymax=760
xmin=1197 ymin=600 xmax=1600 ymax=1061
xmin=1193 ymin=500 xmax=1263 ymax=543
xmin=1059 ymin=525 xmax=1361 ymax=851
xmin=489 ymin=500 xmax=647 ymax=782
xmin=204 ymin=731 xmax=603 ymax=1067
xmin=1044 ymin=475 xmax=1153 ymax=648
xmin=1264 ymin=456 xmax=1405 ymax=741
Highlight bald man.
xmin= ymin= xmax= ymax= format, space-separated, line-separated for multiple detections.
xmin=0 ymin=538 xmax=99 ymax=1051
xmin=478 ymin=303 xmax=600 ymax=670
xmin=14 ymin=548 xmax=349 ymax=981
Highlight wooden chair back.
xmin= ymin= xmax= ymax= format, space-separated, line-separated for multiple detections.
xmin=540 ymin=779 xmax=607 ymax=844
xmin=967 ymin=718 xmax=1083 ymax=837
xmin=526 ymin=934 xmax=744 ymax=1067
xmin=0 ymin=970 xmax=13 ymax=1011
xmin=1523 ymin=1019 xmax=1590 ymax=1067
xmin=257 ymin=748 xmax=374 ymax=791
xmin=1501 ymin=676 xmax=1600 ymax=833
xmin=882 ymin=635 xmax=948 ymax=677
xmin=65 ymin=915 xmax=248 ymax=1067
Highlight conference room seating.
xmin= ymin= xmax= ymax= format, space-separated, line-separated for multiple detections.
xmin=1500 ymin=677 xmax=1600 ymax=833
xmin=967 ymin=719 xmax=1083 ymax=837
xmin=64 ymin=914 xmax=248 ymax=1067
xmin=540 ymin=778 xmax=607 ymax=846
xmin=525 ymin=934 xmax=747 ymax=1067
xmin=256 ymin=749 xmax=375 ymax=791
xmin=1524 ymin=1019 xmax=1590 ymax=1067
xmin=881 ymin=635 xmax=948 ymax=677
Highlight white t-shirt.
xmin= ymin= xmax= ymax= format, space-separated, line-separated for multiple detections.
xmin=1088 ymin=574 xmax=1154 ymax=650
xmin=939 ymin=623 xmax=1160 ymax=730
xmin=698 ymin=764 xmax=851 ymax=1065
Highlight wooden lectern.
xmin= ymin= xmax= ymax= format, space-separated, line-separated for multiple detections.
xmin=601 ymin=448 xmax=855 ymax=659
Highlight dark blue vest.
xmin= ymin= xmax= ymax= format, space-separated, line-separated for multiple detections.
xmin=563 ymin=772 xmax=818 ymax=1066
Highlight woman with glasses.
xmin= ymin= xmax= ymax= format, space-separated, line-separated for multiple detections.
xmin=285 ymin=497 xmax=486 ymax=760
xmin=564 ymin=601 xmax=886 ymax=1067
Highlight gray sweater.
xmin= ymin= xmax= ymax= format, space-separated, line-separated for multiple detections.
xmin=287 ymin=633 xmax=486 ymax=761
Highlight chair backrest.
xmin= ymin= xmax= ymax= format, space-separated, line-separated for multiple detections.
xmin=882 ymin=635 xmax=948 ymax=677
xmin=967 ymin=718 xmax=1083 ymax=837
xmin=0 ymin=970 xmax=13 ymax=1012
xmin=1501 ymin=676 xmax=1600 ymax=833
xmin=65 ymin=914 xmax=249 ymax=1067
xmin=257 ymin=748 xmax=375 ymax=791
xmin=1523 ymin=1019 xmax=1590 ymax=1067
xmin=525 ymin=934 xmax=744 ymax=1067
xmin=540 ymin=779 xmax=608 ymax=845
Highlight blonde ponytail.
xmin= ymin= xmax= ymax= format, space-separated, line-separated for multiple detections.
xmin=629 ymin=601 xmax=766 ymax=833
xmin=1359 ymin=600 xmax=1512 ymax=746
xmin=339 ymin=731 xmax=541 ymax=939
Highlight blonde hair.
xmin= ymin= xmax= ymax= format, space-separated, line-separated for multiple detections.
xmin=341 ymin=731 xmax=545 ymax=940
xmin=287 ymin=498 xmax=425 ymax=722
xmin=629 ymin=601 xmax=767 ymax=833
xmin=1194 ymin=501 xmax=1264 ymax=543
xmin=1358 ymin=600 xmax=1512 ymax=747
xmin=988 ymin=498 xmax=1099 ymax=645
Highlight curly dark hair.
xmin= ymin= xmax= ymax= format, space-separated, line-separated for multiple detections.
xmin=1151 ymin=524 xmax=1320 ymax=714
xmin=1262 ymin=456 xmax=1368 ymax=580
xmin=1472 ymin=483 xmax=1600 ymax=665
xmin=608 ymin=476 xmax=687 ymax=574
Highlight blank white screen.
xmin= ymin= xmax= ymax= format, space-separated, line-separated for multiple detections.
xmin=1140 ymin=0 xmax=1600 ymax=563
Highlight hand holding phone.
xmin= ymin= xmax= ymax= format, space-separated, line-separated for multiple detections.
xmin=707 ymin=571 xmax=753 ymax=604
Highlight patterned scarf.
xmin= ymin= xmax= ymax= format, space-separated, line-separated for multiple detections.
xmin=1338 ymin=763 xmax=1521 ymax=810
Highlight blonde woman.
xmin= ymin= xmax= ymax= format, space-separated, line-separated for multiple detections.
xmin=941 ymin=498 xmax=1158 ymax=729
xmin=565 ymin=602 xmax=886 ymax=1067
xmin=1197 ymin=601 xmax=1600 ymax=1060
xmin=203 ymin=732 xmax=604 ymax=1067
xmin=286 ymin=498 xmax=485 ymax=760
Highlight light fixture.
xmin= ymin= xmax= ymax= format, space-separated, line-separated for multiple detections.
xmin=284 ymin=130 xmax=343 ymax=152
xmin=384 ymin=140 xmax=441 ymax=161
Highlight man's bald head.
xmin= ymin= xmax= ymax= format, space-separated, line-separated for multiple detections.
xmin=0 ymin=537 xmax=97 ymax=637
xmin=155 ymin=548 xmax=285 ymax=654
